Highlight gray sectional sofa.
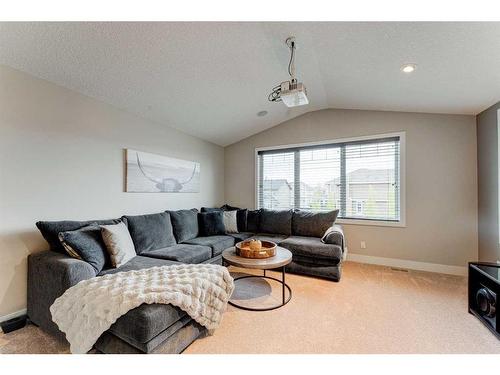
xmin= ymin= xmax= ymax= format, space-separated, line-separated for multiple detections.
xmin=28 ymin=207 xmax=345 ymax=354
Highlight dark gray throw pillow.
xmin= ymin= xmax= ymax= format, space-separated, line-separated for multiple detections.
xmin=168 ymin=209 xmax=199 ymax=243
xmin=201 ymin=207 xmax=221 ymax=213
xmin=246 ymin=209 xmax=261 ymax=233
xmin=58 ymin=225 xmax=110 ymax=273
xmin=220 ymin=204 xmax=241 ymax=211
xmin=123 ymin=212 xmax=176 ymax=254
xmin=292 ymin=209 xmax=339 ymax=237
xmin=235 ymin=209 xmax=248 ymax=232
xmin=259 ymin=209 xmax=293 ymax=235
xmin=36 ymin=218 xmax=122 ymax=253
xmin=198 ymin=211 xmax=226 ymax=236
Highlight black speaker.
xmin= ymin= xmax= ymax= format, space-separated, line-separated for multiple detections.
xmin=469 ymin=262 xmax=500 ymax=339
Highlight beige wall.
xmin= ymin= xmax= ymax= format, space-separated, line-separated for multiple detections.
xmin=225 ymin=109 xmax=478 ymax=267
xmin=477 ymin=101 xmax=500 ymax=263
xmin=0 ymin=65 xmax=225 ymax=317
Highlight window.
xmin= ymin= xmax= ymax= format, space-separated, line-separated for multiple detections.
xmin=256 ymin=133 xmax=404 ymax=225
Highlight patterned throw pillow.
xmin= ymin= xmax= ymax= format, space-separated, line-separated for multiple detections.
xmin=198 ymin=211 xmax=226 ymax=236
xmin=58 ymin=224 xmax=110 ymax=273
xmin=222 ymin=211 xmax=239 ymax=233
xmin=101 ymin=221 xmax=136 ymax=268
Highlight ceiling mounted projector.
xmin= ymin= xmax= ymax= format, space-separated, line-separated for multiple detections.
xmin=268 ymin=37 xmax=309 ymax=107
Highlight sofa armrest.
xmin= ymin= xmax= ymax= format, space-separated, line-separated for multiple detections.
xmin=321 ymin=224 xmax=345 ymax=251
xmin=27 ymin=250 xmax=96 ymax=339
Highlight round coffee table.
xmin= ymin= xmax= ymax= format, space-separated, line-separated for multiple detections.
xmin=222 ymin=246 xmax=292 ymax=311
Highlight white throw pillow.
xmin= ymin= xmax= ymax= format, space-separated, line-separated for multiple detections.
xmin=100 ymin=221 xmax=136 ymax=268
xmin=223 ymin=210 xmax=238 ymax=234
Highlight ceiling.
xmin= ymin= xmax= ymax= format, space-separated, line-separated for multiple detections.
xmin=1 ymin=22 xmax=499 ymax=146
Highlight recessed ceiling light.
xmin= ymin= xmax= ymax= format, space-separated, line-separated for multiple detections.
xmin=401 ymin=64 xmax=417 ymax=73
xmin=257 ymin=110 xmax=268 ymax=117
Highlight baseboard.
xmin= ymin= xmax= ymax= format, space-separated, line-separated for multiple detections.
xmin=347 ymin=253 xmax=467 ymax=276
xmin=0 ymin=308 xmax=27 ymax=324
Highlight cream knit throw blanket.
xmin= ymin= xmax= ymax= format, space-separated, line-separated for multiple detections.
xmin=50 ymin=264 xmax=234 ymax=354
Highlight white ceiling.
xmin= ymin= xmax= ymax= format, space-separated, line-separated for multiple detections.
xmin=1 ymin=22 xmax=499 ymax=146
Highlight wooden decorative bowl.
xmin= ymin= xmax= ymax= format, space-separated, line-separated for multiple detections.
xmin=235 ymin=240 xmax=277 ymax=259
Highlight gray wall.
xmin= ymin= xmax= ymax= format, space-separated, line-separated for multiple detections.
xmin=225 ymin=109 xmax=478 ymax=268
xmin=0 ymin=65 xmax=225 ymax=317
xmin=477 ymin=101 xmax=500 ymax=263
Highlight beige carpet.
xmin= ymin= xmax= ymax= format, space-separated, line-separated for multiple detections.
xmin=1 ymin=262 xmax=499 ymax=354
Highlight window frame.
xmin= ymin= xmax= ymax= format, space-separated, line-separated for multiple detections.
xmin=254 ymin=132 xmax=406 ymax=228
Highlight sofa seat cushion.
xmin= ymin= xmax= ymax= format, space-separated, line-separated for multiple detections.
xmin=280 ymin=236 xmax=342 ymax=264
xmin=143 ymin=244 xmax=212 ymax=264
xmin=108 ymin=303 xmax=188 ymax=345
xmin=250 ymin=233 xmax=288 ymax=244
xmin=183 ymin=236 xmax=235 ymax=257
xmin=228 ymin=232 xmax=254 ymax=242
xmin=98 ymin=256 xmax=178 ymax=276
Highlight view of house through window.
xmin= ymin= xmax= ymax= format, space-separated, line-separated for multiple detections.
xmin=257 ymin=135 xmax=401 ymax=222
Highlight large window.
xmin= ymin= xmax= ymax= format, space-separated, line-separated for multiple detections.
xmin=256 ymin=133 xmax=404 ymax=225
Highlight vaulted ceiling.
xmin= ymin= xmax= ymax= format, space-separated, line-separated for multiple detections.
xmin=1 ymin=22 xmax=499 ymax=145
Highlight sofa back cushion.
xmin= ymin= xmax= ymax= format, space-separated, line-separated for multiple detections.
xmin=122 ymin=212 xmax=176 ymax=254
xmin=259 ymin=209 xmax=293 ymax=236
xmin=292 ymin=209 xmax=339 ymax=238
xmin=168 ymin=209 xmax=199 ymax=243
xmin=58 ymin=225 xmax=111 ymax=273
xmin=36 ymin=218 xmax=121 ymax=253
xmin=246 ymin=209 xmax=261 ymax=233
xmin=198 ymin=211 xmax=226 ymax=236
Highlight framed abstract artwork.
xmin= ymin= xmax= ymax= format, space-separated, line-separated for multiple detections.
xmin=126 ymin=149 xmax=200 ymax=193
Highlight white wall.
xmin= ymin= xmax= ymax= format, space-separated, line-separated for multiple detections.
xmin=225 ymin=109 xmax=478 ymax=269
xmin=477 ymin=101 xmax=500 ymax=263
xmin=0 ymin=65 xmax=225 ymax=317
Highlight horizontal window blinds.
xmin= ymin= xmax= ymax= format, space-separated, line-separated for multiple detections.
xmin=257 ymin=136 xmax=401 ymax=222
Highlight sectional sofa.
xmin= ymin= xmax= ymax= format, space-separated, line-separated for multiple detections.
xmin=27 ymin=207 xmax=345 ymax=354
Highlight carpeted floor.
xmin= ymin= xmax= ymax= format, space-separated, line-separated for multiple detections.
xmin=1 ymin=261 xmax=499 ymax=354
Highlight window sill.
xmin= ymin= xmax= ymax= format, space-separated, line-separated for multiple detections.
xmin=336 ymin=218 xmax=406 ymax=228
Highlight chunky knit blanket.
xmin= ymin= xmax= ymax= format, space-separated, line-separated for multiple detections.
xmin=50 ymin=264 xmax=234 ymax=353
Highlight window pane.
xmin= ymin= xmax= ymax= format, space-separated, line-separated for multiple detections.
xmin=259 ymin=152 xmax=295 ymax=210
xmin=257 ymin=136 xmax=401 ymax=222
xmin=299 ymin=147 xmax=341 ymax=211
xmin=344 ymin=140 xmax=399 ymax=220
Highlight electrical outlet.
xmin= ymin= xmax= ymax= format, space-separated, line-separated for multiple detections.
xmin=360 ymin=241 xmax=366 ymax=249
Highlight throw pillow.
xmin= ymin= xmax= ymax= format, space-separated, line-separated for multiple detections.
xmin=222 ymin=210 xmax=239 ymax=233
xmin=200 ymin=207 xmax=221 ymax=213
xmin=198 ymin=211 xmax=226 ymax=236
xmin=235 ymin=209 xmax=248 ymax=232
xmin=37 ymin=218 xmax=121 ymax=253
xmin=246 ymin=209 xmax=261 ymax=233
xmin=122 ymin=212 xmax=176 ymax=254
xmin=209 ymin=206 xmax=247 ymax=231
xmin=220 ymin=204 xmax=241 ymax=211
xmin=101 ymin=221 xmax=136 ymax=268
xmin=58 ymin=224 xmax=110 ymax=273
xmin=292 ymin=209 xmax=339 ymax=237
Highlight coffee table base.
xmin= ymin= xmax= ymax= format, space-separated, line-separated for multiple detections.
xmin=227 ymin=266 xmax=292 ymax=311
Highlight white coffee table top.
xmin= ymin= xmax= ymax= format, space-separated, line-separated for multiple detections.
xmin=222 ymin=247 xmax=292 ymax=270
